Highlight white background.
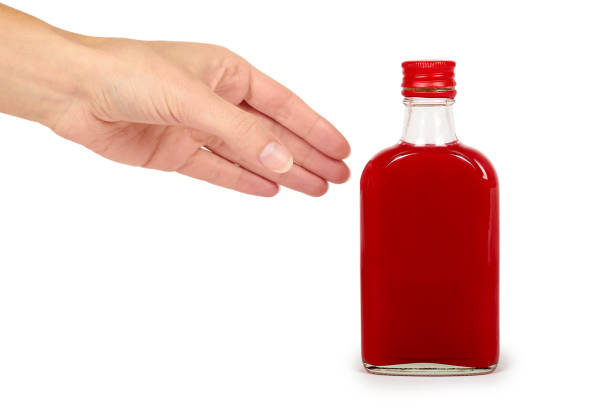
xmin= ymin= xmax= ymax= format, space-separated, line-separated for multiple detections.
xmin=1 ymin=0 xmax=611 ymax=406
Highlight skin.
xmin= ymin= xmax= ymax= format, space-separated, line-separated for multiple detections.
xmin=0 ymin=4 xmax=351 ymax=197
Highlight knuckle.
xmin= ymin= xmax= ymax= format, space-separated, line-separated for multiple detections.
xmin=229 ymin=167 xmax=245 ymax=189
xmin=203 ymin=136 xmax=223 ymax=151
xmin=232 ymin=115 xmax=260 ymax=140
xmin=304 ymin=115 xmax=322 ymax=139
xmin=272 ymin=92 xmax=296 ymax=123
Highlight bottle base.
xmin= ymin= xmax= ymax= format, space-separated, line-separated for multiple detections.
xmin=363 ymin=361 xmax=497 ymax=376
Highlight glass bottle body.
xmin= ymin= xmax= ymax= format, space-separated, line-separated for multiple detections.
xmin=360 ymin=98 xmax=499 ymax=375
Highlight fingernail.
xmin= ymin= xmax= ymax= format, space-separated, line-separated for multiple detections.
xmin=259 ymin=141 xmax=293 ymax=173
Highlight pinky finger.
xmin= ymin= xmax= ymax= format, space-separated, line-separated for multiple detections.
xmin=177 ymin=148 xmax=279 ymax=197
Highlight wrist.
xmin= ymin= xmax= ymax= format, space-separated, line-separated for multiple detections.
xmin=0 ymin=6 xmax=96 ymax=129
xmin=27 ymin=31 xmax=98 ymax=129
xmin=40 ymin=31 xmax=104 ymax=129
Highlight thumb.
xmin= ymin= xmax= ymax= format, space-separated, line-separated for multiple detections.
xmin=182 ymin=84 xmax=293 ymax=174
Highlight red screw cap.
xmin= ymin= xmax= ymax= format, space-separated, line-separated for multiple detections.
xmin=402 ymin=60 xmax=457 ymax=99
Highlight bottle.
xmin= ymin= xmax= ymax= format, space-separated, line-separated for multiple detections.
xmin=360 ymin=61 xmax=499 ymax=376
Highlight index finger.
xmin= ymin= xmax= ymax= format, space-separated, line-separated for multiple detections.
xmin=245 ymin=68 xmax=351 ymax=160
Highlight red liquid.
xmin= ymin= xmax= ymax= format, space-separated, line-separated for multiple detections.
xmin=360 ymin=141 xmax=499 ymax=368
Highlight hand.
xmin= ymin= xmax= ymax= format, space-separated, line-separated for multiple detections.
xmin=54 ymin=40 xmax=351 ymax=196
xmin=0 ymin=5 xmax=350 ymax=196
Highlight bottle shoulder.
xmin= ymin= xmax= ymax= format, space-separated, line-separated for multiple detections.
xmin=361 ymin=141 xmax=498 ymax=187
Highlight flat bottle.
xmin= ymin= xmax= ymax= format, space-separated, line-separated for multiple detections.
xmin=360 ymin=61 xmax=499 ymax=376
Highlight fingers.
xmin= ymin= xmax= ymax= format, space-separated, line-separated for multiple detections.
xmin=209 ymin=141 xmax=329 ymax=197
xmin=245 ymin=68 xmax=351 ymax=160
xmin=177 ymin=148 xmax=279 ymax=197
xmin=186 ymin=127 xmax=329 ymax=196
xmin=239 ymin=103 xmax=350 ymax=184
xmin=181 ymin=84 xmax=294 ymax=174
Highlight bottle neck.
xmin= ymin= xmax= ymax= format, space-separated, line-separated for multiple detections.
xmin=401 ymin=97 xmax=457 ymax=146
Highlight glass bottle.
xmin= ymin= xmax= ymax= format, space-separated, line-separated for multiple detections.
xmin=360 ymin=61 xmax=499 ymax=375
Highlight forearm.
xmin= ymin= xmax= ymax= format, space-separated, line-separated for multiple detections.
xmin=0 ymin=4 xmax=90 ymax=128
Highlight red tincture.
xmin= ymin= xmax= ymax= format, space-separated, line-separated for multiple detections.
xmin=360 ymin=61 xmax=499 ymax=375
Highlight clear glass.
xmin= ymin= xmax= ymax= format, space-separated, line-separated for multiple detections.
xmin=363 ymin=362 xmax=497 ymax=376
xmin=401 ymin=97 xmax=457 ymax=145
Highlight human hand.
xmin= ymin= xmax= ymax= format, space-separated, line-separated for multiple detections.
xmin=0 ymin=4 xmax=350 ymax=196
xmin=55 ymin=40 xmax=351 ymax=196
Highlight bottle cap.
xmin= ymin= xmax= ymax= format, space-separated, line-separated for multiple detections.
xmin=402 ymin=61 xmax=456 ymax=99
